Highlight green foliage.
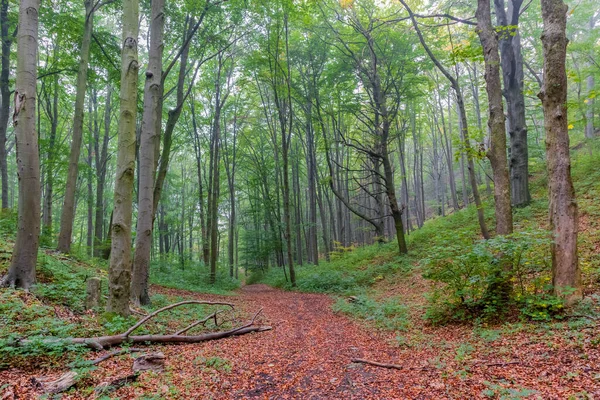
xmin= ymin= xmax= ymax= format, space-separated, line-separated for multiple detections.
xmin=332 ymin=295 xmax=408 ymax=331
xmin=254 ymin=243 xmax=409 ymax=294
xmin=150 ymin=258 xmax=240 ymax=295
xmin=0 ymin=289 xmax=89 ymax=367
xmin=33 ymin=254 xmax=103 ymax=312
xmin=194 ymin=356 xmax=232 ymax=372
xmin=482 ymin=381 xmax=538 ymax=399
xmin=423 ymin=229 xmax=562 ymax=324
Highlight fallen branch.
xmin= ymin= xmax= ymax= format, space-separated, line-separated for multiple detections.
xmin=88 ymin=347 xmax=145 ymax=365
xmin=478 ymin=361 xmax=522 ymax=367
xmin=21 ymin=324 xmax=271 ymax=349
xmin=34 ymin=348 xmax=144 ymax=394
xmin=94 ymin=374 xmax=138 ymax=394
xmin=174 ymin=310 xmax=224 ymax=335
xmin=351 ymin=358 xmax=432 ymax=371
xmin=123 ymin=300 xmax=234 ymax=337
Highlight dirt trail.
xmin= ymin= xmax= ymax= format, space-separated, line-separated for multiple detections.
xmin=2 ymin=284 xmax=599 ymax=399
xmin=143 ymin=284 xmax=444 ymax=399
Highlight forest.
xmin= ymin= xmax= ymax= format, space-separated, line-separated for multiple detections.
xmin=0 ymin=0 xmax=599 ymax=397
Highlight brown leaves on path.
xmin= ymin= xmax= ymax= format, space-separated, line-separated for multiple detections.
xmin=2 ymin=283 xmax=600 ymax=399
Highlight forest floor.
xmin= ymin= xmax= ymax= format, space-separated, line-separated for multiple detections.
xmin=2 ymin=281 xmax=599 ymax=399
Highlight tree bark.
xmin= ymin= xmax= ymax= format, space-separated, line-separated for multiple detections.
xmin=41 ymin=69 xmax=58 ymax=240
xmin=131 ymin=0 xmax=165 ymax=306
xmin=1 ymin=0 xmax=40 ymax=289
xmin=94 ymin=83 xmax=111 ymax=258
xmin=0 ymin=0 xmax=14 ymax=210
xmin=494 ymin=0 xmax=531 ymax=206
xmin=106 ymin=0 xmax=139 ymax=316
xmin=476 ymin=0 xmax=513 ymax=236
xmin=584 ymin=15 xmax=596 ymax=139
xmin=538 ymin=0 xmax=581 ymax=305
xmin=57 ymin=0 xmax=95 ymax=253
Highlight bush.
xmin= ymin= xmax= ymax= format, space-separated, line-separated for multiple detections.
xmin=150 ymin=258 xmax=240 ymax=295
xmin=423 ymin=229 xmax=563 ymax=323
xmin=332 ymin=295 xmax=408 ymax=331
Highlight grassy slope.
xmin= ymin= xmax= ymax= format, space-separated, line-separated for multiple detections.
xmin=254 ymin=138 xmax=600 ymax=324
xmin=0 ymin=231 xmax=240 ymax=369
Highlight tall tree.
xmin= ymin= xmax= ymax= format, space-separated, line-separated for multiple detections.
xmin=106 ymin=0 xmax=139 ymax=316
xmin=538 ymin=0 xmax=581 ymax=305
xmin=57 ymin=0 xmax=96 ymax=253
xmin=0 ymin=0 xmax=15 ymax=210
xmin=400 ymin=0 xmax=490 ymax=240
xmin=494 ymin=0 xmax=531 ymax=206
xmin=476 ymin=0 xmax=513 ymax=236
xmin=1 ymin=0 xmax=41 ymax=288
xmin=131 ymin=0 xmax=166 ymax=306
xmin=93 ymin=82 xmax=111 ymax=258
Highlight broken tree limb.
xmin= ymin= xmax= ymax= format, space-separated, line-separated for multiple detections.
xmin=351 ymin=358 xmax=432 ymax=371
xmin=34 ymin=348 xmax=145 ymax=394
xmin=174 ymin=310 xmax=224 ymax=335
xmin=20 ymin=325 xmax=272 ymax=350
xmin=94 ymin=374 xmax=138 ymax=394
xmin=88 ymin=347 xmax=145 ymax=365
xmin=32 ymin=371 xmax=79 ymax=394
xmin=123 ymin=300 xmax=235 ymax=337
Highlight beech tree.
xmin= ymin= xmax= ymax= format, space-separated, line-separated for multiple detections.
xmin=475 ymin=0 xmax=513 ymax=236
xmin=494 ymin=0 xmax=531 ymax=206
xmin=106 ymin=0 xmax=139 ymax=316
xmin=1 ymin=0 xmax=41 ymax=288
xmin=131 ymin=0 xmax=166 ymax=307
xmin=538 ymin=0 xmax=582 ymax=304
xmin=57 ymin=0 xmax=97 ymax=253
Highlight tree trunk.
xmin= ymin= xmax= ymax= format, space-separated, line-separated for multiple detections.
xmin=402 ymin=1 xmax=488 ymax=237
xmin=86 ymin=92 xmax=95 ymax=255
xmin=538 ymin=0 xmax=581 ymax=305
xmin=494 ymin=0 xmax=531 ymax=206
xmin=94 ymin=83 xmax=111 ymax=258
xmin=584 ymin=15 xmax=596 ymax=139
xmin=106 ymin=0 xmax=139 ymax=316
xmin=57 ymin=0 xmax=95 ymax=253
xmin=0 ymin=0 xmax=13 ymax=210
xmin=1 ymin=0 xmax=40 ymax=289
xmin=131 ymin=0 xmax=165 ymax=306
xmin=476 ymin=0 xmax=513 ymax=236
xmin=42 ymin=70 xmax=58 ymax=240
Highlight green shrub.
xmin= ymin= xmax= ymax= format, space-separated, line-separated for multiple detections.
xmin=332 ymin=295 xmax=408 ymax=330
xmin=150 ymin=259 xmax=240 ymax=295
xmin=423 ymin=229 xmax=562 ymax=323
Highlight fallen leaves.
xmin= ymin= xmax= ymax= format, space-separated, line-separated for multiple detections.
xmin=1 ymin=284 xmax=599 ymax=399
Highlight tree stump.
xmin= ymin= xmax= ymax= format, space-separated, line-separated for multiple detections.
xmin=85 ymin=277 xmax=101 ymax=309
xmin=133 ymin=352 xmax=165 ymax=373
xmin=33 ymin=371 xmax=78 ymax=394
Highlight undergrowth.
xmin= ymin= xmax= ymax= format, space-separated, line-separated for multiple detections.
xmin=150 ymin=257 xmax=240 ymax=295
xmin=332 ymin=295 xmax=408 ymax=331
xmin=248 ymin=138 xmax=600 ymax=326
xmin=248 ymin=242 xmax=410 ymax=295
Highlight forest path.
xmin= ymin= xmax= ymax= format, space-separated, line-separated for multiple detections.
xmin=5 ymin=283 xmax=598 ymax=398
xmin=108 ymin=283 xmax=445 ymax=399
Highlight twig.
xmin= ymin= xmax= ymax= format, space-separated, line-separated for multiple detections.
xmin=89 ymin=348 xmax=145 ymax=365
xmin=351 ymin=358 xmax=432 ymax=371
xmin=123 ymin=300 xmax=234 ymax=337
xmin=480 ymin=361 xmax=522 ymax=367
xmin=565 ymin=314 xmax=600 ymax=320
xmin=129 ymin=307 xmax=148 ymax=316
xmin=174 ymin=311 xmax=223 ymax=335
